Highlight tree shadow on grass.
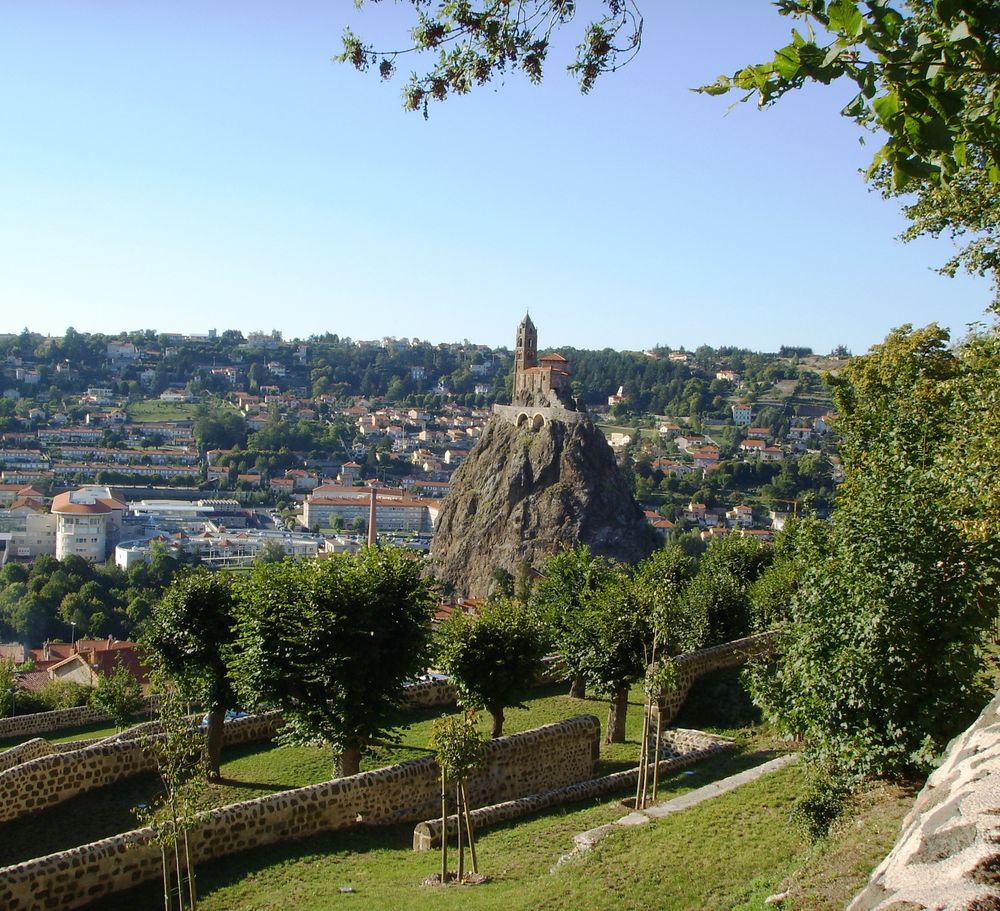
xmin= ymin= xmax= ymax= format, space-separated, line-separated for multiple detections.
xmin=87 ymin=822 xmax=419 ymax=911
xmin=0 ymin=772 xmax=164 ymax=869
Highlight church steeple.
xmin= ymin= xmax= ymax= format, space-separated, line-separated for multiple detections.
xmin=515 ymin=313 xmax=537 ymax=372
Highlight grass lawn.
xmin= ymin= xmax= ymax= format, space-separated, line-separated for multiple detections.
xmin=4 ymin=671 xmax=916 ymax=911
xmin=92 ymin=758 xmax=913 ymax=911
xmin=126 ymin=401 xmax=203 ymax=423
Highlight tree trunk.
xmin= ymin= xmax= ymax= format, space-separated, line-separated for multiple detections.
xmin=606 ymin=687 xmax=628 ymax=744
xmin=338 ymin=743 xmax=362 ymax=777
xmin=440 ymin=769 xmax=448 ymax=883
xmin=490 ymin=705 xmax=504 ymax=739
xmin=568 ymin=677 xmax=586 ymax=699
xmin=205 ymin=707 xmax=226 ymax=779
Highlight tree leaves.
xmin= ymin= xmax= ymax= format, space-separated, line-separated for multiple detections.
xmin=700 ymin=0 xmax=1000 ymax=190
xmin=750 ymin=324 xmax=999 ymax=787
xmin=337 ymin=1 xmax=642 ymax=116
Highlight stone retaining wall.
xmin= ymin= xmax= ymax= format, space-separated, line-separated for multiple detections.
xmin=659 ymin=631 xmax=778 ymax=725
xmin=400 ymin=679 xmax=459 ymax=708
xmin=0 ymin=738 xmax=56 ymax=774
xmin=659 ymin=727 xmax=733 ymax=759
xmin=0 ymin=711 xmax=283 ymax=824
xmin=0 ymin=697 xmax=159 ymax=742
xmin=412 ymin=735 xmax=736 ymax=850
xmin=0 ymin=715 xmax=601 ymax=911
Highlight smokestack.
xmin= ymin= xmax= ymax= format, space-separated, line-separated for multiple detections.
xmin=367 ymin=486 xmax=377 ymax=548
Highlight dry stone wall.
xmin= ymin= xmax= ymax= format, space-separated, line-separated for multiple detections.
xmin=659 ymin=632 xmax=778 ymax=725
xmin=0 ymin=738 xmax=56 ymax=774
xmin=0 ymin=715 xmax=601 ymax=911
xmin=0 ymin=697 xmax=159 ymax=741
xmin=0 ymin=711 xmax=282 ymax=824
xmin=400 ymin=679 xmax=458 ymax=708
xmin=412 ymin=732 xmax=736 ymax=850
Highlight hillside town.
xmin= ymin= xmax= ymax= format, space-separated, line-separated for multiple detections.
xmin=0 ymin=327 xmax=842 ymax=574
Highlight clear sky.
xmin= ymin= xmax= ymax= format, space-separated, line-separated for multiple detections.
xmin=1 ymin=1 xmax=991 ymax=355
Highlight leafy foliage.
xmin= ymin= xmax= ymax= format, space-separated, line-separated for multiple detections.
xmin=682 ymin=534 xmax=772 ymax=647
xmin=231 ymin=546 xmax=434 ymax=774
xmin=0 ymin=659 xmax=15 ymax=719
xmin=700 ymin=1 xmax=1000 ymax=188
xmin=436 ymin=600 xmax=548 ymax=738
xmin=531 ymin=544 xmax=620 ymax=690
xmin=90 ymin=659 xmax=144 ymax=730
xmin=145 ymin=570 xmax=239 ymax=776
xmin=429 ymin=712 xmax=486 ymax=781
xmin=890 ymin=156 xmax=1000 ymax=306
xmin=0 ymin=552 xmax=183 ymax=647
xmin=632 ymin=544 xmax=698 ymax=655
xmin=749 ymin=325 xmax=997 ymax=787
xmin=338 ymin=1 xmax=643 ymax=116
xmin=573 ymin=569 xmax=652 ymax=744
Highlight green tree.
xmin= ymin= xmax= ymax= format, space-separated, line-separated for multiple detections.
xmin=708 ymin=2 xmax=1000 ymax=183
xmin=137 ymin=677 xmax=208 ymax=911
xmin=747 ymin=522 xmax=805 ymax=632
xmin=0 ymin=659 xmax=16 ymax=718
xmin=254 ymin=540 xmax=287 ymax=564
xmin=436 ymin=600 xmax=548 ymax=738
xmin=90 ymin=659 xmax=144 ymax=731
xmin=577 ymin=569 xmax=651 ymax=744
xmin=231 ymin=547 xmax=434 ymax=776
xmin=429 ymin=712 xmax=485 ymax=883
xmin=633 ymin=545 xmax=699 ymax=656
xmin=532 ymin=545 xmax=619 ymax=698
xmin=683 ymin=534 xmax=772 ymax=647
xmin=145 ymin=571 xmax=238 ymax=778
xmin=749 ymin=325 xmax=995 ymax=797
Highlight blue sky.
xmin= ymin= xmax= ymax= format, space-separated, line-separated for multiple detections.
xmin=0 ymin=1 xmax=991 ymax=355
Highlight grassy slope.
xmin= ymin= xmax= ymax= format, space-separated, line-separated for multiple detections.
xmin=4 ymin=671 xmax=916 ymax=910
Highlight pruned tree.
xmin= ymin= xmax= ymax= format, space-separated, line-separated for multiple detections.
xmin=144 ymin=571 xmax=238 ymax=778
xmin=633 ymin=544 xmax=698 ymax=656
xmin=577 ymin=568 xmax=652 ymax=744
xmin=137 ymin=677 xmax=207 ymax=911
xmin=532 ymin=544 xmax=619 ymax=698
xmin=231 ymin=547 xmax=434 ymax=776
xmin=632 ymin=544 xmax=695 ymax=806
xmin=436 ymin=600 xmax=548 ymax=738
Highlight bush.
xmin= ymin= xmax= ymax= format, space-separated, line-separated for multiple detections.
xmin=36 ymin=680 xmax=91 ymax=711
xmin=792 ymin=777 xmax=850 ymax=841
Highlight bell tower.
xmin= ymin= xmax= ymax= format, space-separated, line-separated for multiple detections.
xmin=514 ymin=313 xmax=537 ymax=400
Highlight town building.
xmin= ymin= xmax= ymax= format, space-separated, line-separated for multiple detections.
xmin=50 ymin=486 xmax=126 ymax=562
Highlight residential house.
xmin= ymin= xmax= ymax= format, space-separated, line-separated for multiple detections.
xmin=732 ymin=403 xmax=753 ymax=426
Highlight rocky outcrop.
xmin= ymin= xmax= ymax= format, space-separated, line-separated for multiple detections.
xmin=848 ymin=689 xmax=1000 ymax=911
xmin=432 ymin=413 xmax=653 ymax=598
